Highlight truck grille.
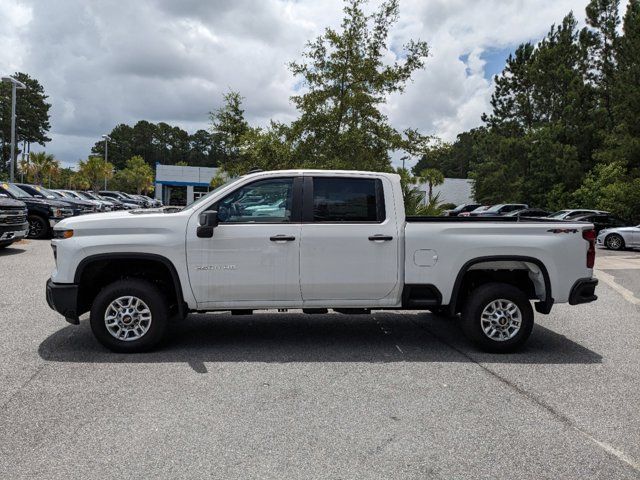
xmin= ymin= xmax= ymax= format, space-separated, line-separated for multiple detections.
xmin=0 ymin=209 xmax=28 ymax=225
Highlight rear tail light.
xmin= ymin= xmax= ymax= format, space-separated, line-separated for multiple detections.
xmin=583 ymin=229 xmax=596 ymax=268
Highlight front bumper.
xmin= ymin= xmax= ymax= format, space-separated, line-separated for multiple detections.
xmin=0 ymin=223 xmax=28 ymax=243
xmin=569 ymin=278 xmax=598 ymax=305
xmin=46 ymin=278 xmax=80 ymax=324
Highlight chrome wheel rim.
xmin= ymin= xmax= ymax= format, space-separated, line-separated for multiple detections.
xmin=104 ymin=296 xmax=152 ymax=341
xmin=480 ymin=299 xmax=522 ymax=342
xmin=607 ymin=236 xmax=621 ymax=249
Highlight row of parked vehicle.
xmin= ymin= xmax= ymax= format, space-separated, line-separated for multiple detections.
xmin=0 ymin=181 xmax=162 ymax=247
xmin=446 ymin=203 xmax=640 ymax=251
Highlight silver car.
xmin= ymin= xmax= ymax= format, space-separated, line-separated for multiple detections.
xmin=596 ymin=225 xmax=640 ymax=250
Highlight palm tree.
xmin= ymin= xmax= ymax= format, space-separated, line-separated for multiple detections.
xmin=78 ymin=156 xmax=114 ymax=192
xmin=415 ymin=168 xmax=445 ymax=202
xmin=29 ymin=152 xmax=60 ymax=186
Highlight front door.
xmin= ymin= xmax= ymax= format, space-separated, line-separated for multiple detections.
xmin=187 ymin=176 xmax=302 ymax=308
xmin=299 ymin=176 xmax=400 ymax=303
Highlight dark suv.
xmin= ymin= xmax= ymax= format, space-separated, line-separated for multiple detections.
xmin=0 ymin=195 xmax=28 ymax=249
xmin=16 ymin=184 xmax=96 ymax=216
xmin=0 ymin=182 xmax=73 ymax=239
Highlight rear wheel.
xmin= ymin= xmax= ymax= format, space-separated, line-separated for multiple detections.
xmin=27 ymin=215 xmax=48 ymax=239
xmin=605 ymin=233 xmax=625 ymax=251
xmin=461 ymin=282 xmax=534 ymax=352
xmin=90 ymin=279 xmax=169 ymax=353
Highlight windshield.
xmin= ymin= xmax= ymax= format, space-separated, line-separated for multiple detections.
xmin=548 ymin=210 xmax=570 ymax=218
xmin=186 ymin=177 xmax=242 ymax=210
xmin=74 ymin=191 xmax=92 ymax=200
xmin=484 ymin=204 xmax=505 ymax=213
xmin=63 ymin=190 xmax=81 ymax=199
xmin=1 ymin=183 xmax=33 ymax=198
xmin=35 ymin=186 xmax=62 ymax=199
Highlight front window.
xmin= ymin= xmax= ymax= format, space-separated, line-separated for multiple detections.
xmin=1 ymin=183 xmax=32 ymax=198
xmin=216 ymin=178 xmax=294 ymax=223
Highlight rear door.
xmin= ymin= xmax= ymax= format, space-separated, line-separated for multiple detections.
xmin=299 ymin=176 xmax=399 ymax=302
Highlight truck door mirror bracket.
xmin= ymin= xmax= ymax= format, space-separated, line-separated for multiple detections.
xmin=197 ymin=210 xmax=218 ymax=238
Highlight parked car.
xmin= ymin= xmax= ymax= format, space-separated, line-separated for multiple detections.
xmin=505 ymin=208 xmax=551 ymax=218
xmin=140 ymin=194 xmax=162 ymax=208
xmin=99 ymin=191 xmax=144 ymax=209
xmin=459 ymin=205 xmax=490 ymax=217
xmin=547 ymin=209 xmax=607 ymax=220
xmin=571 ymin=213 xmax=628 ymax=234
xmin=85 ymin=191 xmax=126 ymax=210
xmin=0 ymin=182 xmax=73 ymax=239
xmin=596 ymin=224 xmax=640 ymax=250
xmin=0 ymin=195 xmax=28 ymax=249
xmin=16 ymin=184 xmax=95 ymax=217
xmin=57 ymin=189 xmax=109 ymax=212
xmin=447 ymin=203 xmax=482 ymax=217
xmin=473 ymin=204 xmax=529 ymax=217
xmin=47 ymin=169 xmax=598 ymax=354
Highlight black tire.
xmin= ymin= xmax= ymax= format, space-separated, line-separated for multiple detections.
xmin=27 ymin=215 xmax=49 ymax=239
xmin=461 ymin=282 xmax=534 ymax=353
xmin=605 ymin=233 xmax=625 ymax=251
xmin=90 ymin=279 xmax=169 ymax=353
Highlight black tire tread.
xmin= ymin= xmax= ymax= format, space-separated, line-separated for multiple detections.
xmin=90 ymin=278 xmax=169 ymax=353
xmin=461 ymin=282 xmax=534 ymax=353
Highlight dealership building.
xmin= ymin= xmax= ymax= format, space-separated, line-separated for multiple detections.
xmin=154 ymin=164 xmax=220 ymax=205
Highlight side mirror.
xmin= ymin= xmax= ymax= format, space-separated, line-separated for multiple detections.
xmin=197 ymin=210 xmax=218 ymax=238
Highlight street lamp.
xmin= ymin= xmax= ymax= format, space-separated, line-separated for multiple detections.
xmin=2 ymin=76 xmax=27 ymax=182
xmin=102 ymin=134 xmax=111 ymax=189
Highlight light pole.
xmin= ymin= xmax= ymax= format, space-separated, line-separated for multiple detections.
xmin=102 ymin=134 xmax=111 ymax=189
xmin=2 ymin=76 xmax=27 ymax=182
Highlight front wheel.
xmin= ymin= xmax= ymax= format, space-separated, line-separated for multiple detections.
xmin=461 ymin=283 xmax=534 ymax=353
xmin=27 ymin=215 xmax=49 ymax=239
xmin=90 ymin=279 xmax=169 ymax=352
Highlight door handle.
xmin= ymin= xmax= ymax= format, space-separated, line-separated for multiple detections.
xmin=270 ymin=235 xmax=296 ymax=242
xmin=368 ymin=235 xmax=393 ymax=241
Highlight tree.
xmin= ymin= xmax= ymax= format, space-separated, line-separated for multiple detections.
xmin=210 ymin=90 xmax=250 ymax=175
xmin=415 ymin=168 xmax=444 ymax=202
xmin=28 ymin=152 xmax=60 ymax=186
xmin=0 ymin=72 xmax=51 ymax=172
xmin=117 ymin=155 xmax=154 ymax=194
xmin=288 ymin=0 xmax=429 ymax=171
xmin=78 ymin=156 xmax=114 ymax=192
xmin=585 ymin=0 xmax=620 ymax=129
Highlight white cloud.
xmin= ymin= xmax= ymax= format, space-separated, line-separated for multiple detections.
xmin=1 ymin=0 xmax=590 ymax=168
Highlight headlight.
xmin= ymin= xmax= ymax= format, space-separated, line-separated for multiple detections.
xmin=50 ymin=207 xmax=62 ymax=217
xmin=53 ymin=229 xmax=74 ymax=239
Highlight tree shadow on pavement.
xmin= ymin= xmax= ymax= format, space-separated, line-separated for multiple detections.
xmin=38 ymin=312 xmax=602 ymax=372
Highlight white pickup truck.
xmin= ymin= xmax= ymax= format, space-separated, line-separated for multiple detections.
xmin=46 ymin=169 xmax=598 ymax=353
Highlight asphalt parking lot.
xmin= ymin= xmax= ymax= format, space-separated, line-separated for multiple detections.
xmin=1 ymin=240 xmax=639 ymax=479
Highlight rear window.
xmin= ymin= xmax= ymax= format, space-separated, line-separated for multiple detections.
xmin=312 ymin=177 xmax=385 ymax=222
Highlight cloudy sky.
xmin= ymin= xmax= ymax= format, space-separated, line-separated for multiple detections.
xmin=1 ymin=0 xmax=590 ymax=169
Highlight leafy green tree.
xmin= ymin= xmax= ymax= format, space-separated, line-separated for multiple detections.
xmin=584 ymin=0 xmax=620 ymax=129
xmin=0 ymin=72 xmax=51 ymax=171
xmin=27 ymin=152 xmax=60 ymax=186
xmin=210 ymin=90 xmax=250 ymax=175
xmin=415 ymin=168 xmax=444 ymax=202
xmin=116 ymin=155 xmax=154 ymax=194
xmin=288 ymin=0 xmax=429 ymax=171
xmin=78 ymin=156 xmax=114 ymax=192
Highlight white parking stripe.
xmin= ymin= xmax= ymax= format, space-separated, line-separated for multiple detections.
xmin=595 ymin=269 xmax=640 ymax=305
